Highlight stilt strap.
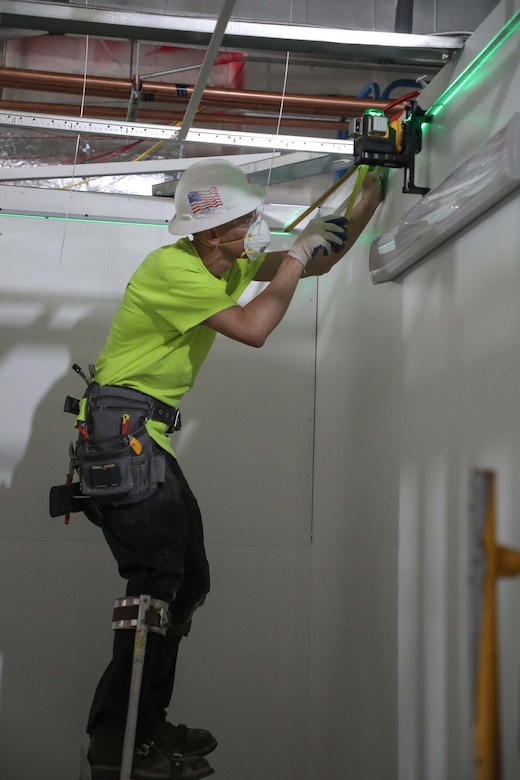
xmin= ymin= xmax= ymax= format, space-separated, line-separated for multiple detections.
xmin=112 ymin=596 xmax=171 ymax=634
xmin=168 ymin=621 xmax=191 ymax=637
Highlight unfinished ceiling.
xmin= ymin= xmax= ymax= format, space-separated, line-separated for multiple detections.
xmin=0 ymin=0 xmax=499 ymax=199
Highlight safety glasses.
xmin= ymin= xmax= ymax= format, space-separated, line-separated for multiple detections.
xmin=232 ymin=210 xmax=258 ymax=228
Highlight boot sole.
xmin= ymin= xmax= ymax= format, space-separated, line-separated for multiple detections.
xmin=168 ymin=757 xmax=215 ymax=780
xmin=182 ymin=737 xmax=218 ymax=758
xmin=90 ymin=760 xmax=215 ymax=780
xmin=90 ymin=767 xmax=120 ymax=780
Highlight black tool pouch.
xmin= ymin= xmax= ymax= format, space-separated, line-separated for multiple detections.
xmin=49 ymin=481 xmax=88 ymax=517
xmin=78 ymin=384 xmax=166 ymax=505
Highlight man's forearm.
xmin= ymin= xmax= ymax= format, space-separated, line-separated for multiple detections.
xmin=240 ymin=255 xmax=304 ymax=344
xmin=304 ymin=168 xmax=384 ymax=276
xmin=204 ymin=254 xmax=304 ymax=347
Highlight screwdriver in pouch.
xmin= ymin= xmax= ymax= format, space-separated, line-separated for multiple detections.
xmin=72 ymin=363 xmax=91 ymax=385
xmin=78 ymin=422 xmax=90 ymax=439
xmin=121 ymin=413 xmax=130 ymax=435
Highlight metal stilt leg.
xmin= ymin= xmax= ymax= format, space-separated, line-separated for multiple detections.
xmin=120 ymin=594 xmax=150 ymax=780
xmin=111 ymin=594 xmax=171 ymax=780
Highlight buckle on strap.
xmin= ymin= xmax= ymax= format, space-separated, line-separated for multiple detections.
xmin=112 ymin=597 xmax=171 ymax=635
xmin=151 ymin=403 xmax=181 ymax=433
xmin=81 ymin=382 xmax=182 ymax=433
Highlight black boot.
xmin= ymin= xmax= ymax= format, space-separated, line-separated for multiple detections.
xmin=154 ymin=721 xmax=217 ymax=758
xmin=87 ymin=722 xmax=214 ymax=780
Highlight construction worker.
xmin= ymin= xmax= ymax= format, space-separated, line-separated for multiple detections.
xmin=83 ymin=158 xmax=384 ymax=780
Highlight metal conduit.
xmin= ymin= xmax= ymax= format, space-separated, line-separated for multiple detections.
xmin=0 ymin=67 xmax=404 ymax=116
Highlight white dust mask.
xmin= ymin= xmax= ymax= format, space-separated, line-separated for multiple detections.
xmin=243 ymin=217 xmax=271 ymax=260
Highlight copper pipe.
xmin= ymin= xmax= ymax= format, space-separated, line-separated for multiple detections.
xmin=0 ymin=100 xmax=353 ymax=131
xmin=0 ymin=67 xmax=404 ymax=116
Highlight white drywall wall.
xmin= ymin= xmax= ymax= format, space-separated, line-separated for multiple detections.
xmin=309 ymin=1 xmax=520 ymax=778
xmin=0 ymin=199 xmax=316 ymax=779
xmin=1 ymin=2 xmax=520 ymax=779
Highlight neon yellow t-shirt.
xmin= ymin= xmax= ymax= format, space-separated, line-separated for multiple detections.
xmin=93 ymin=237 xmax=264 ymax=454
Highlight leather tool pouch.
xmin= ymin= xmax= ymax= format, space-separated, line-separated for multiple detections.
xmin=78 ymin=384 xmax=166 ymax=505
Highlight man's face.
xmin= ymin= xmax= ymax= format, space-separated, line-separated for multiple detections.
xmin=215 ymin=210 xmax=258 ymax=252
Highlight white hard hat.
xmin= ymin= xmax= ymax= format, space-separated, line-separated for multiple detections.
xmin=168 ymin=158 xmax=265 ymax=234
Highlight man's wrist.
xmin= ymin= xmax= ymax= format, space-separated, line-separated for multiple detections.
xmin=284 ymin=252 xmax=308 ymax=274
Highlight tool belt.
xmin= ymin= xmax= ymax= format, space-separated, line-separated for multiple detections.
xmin=79 ymin=382 xmax=181 ymax=434
xmin=50 ymin=375 xmax=182 ymax=519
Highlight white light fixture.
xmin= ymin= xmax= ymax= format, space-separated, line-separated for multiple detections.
xmin=369 ymin=113 xmax=520 ymax=284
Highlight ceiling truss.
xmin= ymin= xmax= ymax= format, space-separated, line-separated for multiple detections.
xmin=0 ymin=1 xmax=466 ymax=187
xmin=0 ymin=2 xmax=465 ymax=65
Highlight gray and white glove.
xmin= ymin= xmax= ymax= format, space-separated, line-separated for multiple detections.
xmin=287 ymin=216 xmax=348 ymax=268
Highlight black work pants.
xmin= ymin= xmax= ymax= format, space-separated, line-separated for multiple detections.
xmin=86 ymin=453 xmax=210 ymax=741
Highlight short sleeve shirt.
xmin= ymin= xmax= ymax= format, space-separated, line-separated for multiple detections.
xmin=93 ymin=237 xmax=264 ymax=453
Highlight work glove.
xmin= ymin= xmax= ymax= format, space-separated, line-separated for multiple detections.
xmin=287 ymin=216 xmax=348 ymax=268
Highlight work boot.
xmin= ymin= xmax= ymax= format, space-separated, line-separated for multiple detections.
xmin=154 ymin=721 xmax=218 ymax=758
xmin=88 ymin=726 xmax=214 ymax=779
xmin=134 ymin=741 xmax=214 ymax=780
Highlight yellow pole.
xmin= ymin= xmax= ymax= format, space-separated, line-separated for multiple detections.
xmin=283 ymin=165 xmax=359 ymax=232
xmin=475 ymin=472 xmax=500 ymax=780
xmin=474 ymin=471 xmax=520 ymax=780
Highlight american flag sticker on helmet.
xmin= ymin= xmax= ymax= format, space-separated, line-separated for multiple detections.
xmin=188 ymin=187 xmax=223 ymax=215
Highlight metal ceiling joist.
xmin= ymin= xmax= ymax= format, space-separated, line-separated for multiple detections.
xmin=176 ymin=0 xmax=237 ymax=142
xmin=0 ymin=26 xmax=41 ymax=41
xmin=0 ymin=1 xmax=465 ymax=66
xmin=0 ymin=109 xmax=355 ymax=154
xmin=0 ymin=100 xmax=358 ymax=131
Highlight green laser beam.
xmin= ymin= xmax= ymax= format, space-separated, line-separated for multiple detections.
xmin=426 ymin=10 xmax=520 ymax=118
xmin=0 ymin=212 xmax=169 ymax=227
xmin=0 ymin=211 xmax=292 ymax=236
